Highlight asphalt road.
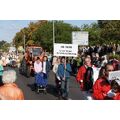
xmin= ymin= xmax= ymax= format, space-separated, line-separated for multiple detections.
xmin=4 ymin=67 xmax=87 ymax=100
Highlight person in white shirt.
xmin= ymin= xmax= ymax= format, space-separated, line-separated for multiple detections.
xmin=52 ymin=58 xmax=60 ymax=74
xmin=33 ymin=57 xmax=43 ymax=91
xmin=34 ymin=57 xmax=42 ymax=73
xmin=52 ymin=56 xmax=58 ymax=68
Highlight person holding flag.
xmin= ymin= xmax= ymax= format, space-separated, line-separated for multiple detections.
xmin=57 ymin=57 xmax=72 ymax=100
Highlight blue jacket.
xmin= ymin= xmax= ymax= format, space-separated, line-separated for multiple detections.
xmin=0 ymin=65 xmax=3 ymax=76
xmin=57 ymin=63 xmax=72 ymax=78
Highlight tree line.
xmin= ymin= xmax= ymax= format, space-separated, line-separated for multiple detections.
xmin=0 ymin=40 xmax=10 ymax=52
xmin=13 ymin=20 xmax=120 ymax=52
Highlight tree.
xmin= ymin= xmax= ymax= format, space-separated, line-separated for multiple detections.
xmin=32 ymin=21 xmax=80 ymax=51
xmin=13 ymin=20 xmax=48 ymax=48
xmin=26 ymin=40 xmax=35 ymax=45
xmin=98 ymin=20 xmax=120 ymax=44
xmin=13 ymin=20 xmax=80 ymax=52
xmin=0 ymin=40 xmax=10 ymax=52
xmin=81 ymin=22 xmax=102 ymax=45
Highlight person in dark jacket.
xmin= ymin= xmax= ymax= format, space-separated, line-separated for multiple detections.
xmin=57 ymin=57 xmax=72 ymax=99
xmin=42 ymin=56 xmax=51 ymax=85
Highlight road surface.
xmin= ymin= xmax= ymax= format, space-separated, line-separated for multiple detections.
xmin=4 ymin=67 xmax=91 ymax=100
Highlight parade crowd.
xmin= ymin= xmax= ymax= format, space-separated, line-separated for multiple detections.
xmin=0 ymin=44 xmax=120 ymax=100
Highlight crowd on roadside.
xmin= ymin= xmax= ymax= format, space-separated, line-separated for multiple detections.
xmin=0 ymin=52 xmax=21 ymax=68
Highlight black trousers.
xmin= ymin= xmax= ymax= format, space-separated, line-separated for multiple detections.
xmin=0 ymin=76 xmax=3 ymax=86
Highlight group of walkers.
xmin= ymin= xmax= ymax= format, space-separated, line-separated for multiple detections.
xmin=52 ymin=57 xmax=72 ymax=99
xmin=34 ymin=56 xmax=51 ymax=93
xmin=1 ymin=43 xmax=120 ymax=100
xmin=51 ymin=43 xmax=120 ymax=100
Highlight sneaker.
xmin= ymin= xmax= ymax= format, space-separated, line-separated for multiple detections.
xmin=86 ymin=96 xmax=93 ymax=100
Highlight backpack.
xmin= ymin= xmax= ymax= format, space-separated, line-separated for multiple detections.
xmin=83 ymin=67 xmax=94 ymax=91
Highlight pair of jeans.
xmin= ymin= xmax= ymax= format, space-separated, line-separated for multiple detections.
xmin=61 ymin=77 xmax=70 ymax=98
xmin=35 ymin=72 xmax=47 ymax=87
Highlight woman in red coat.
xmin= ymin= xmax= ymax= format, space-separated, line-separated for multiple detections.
xmin=76 ymin=57 xmax=92 ymax=90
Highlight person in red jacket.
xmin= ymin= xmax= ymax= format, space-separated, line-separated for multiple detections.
xmin=76 ymin=57 xmax=92 ymax=90
xmin=93 ymin=63 xmax=115 ymax=100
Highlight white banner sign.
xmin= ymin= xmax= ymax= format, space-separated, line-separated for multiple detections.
xmin=72 ymin=31 xmax=89 ymax=45
xmin=108 ymin=70 xmax=120 ymax=81
xmin=54 ymin=43 xmax=78 ymax=57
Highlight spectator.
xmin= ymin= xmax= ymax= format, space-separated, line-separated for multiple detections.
xmin=0 ymin=70 xmax=24 ymax=100
xmin=92 ymin=53 xmax=101 ymax=68
xmin=116 ymin=44 xmax=120 ymax=54
xmin=101 ymin=55 xmax=108 ymax=67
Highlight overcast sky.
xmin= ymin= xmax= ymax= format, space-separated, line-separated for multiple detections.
xmin=0 ymin=20 xmax=97 ymax=43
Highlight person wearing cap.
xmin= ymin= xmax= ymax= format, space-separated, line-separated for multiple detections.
xmin=93 ymin=63 xmax=117 ymax=100
xmin=0 ymin=70 xmax=24 ymax=100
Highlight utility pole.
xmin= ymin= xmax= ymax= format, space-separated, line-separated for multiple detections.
xmin=53 ymin=20 xmax=55 ymax=54
xmin=24 ymin=34 xmax=26 ymax=52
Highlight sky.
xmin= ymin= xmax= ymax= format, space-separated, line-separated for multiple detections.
xmin=0 ymin=20 xmax=97 ymax=43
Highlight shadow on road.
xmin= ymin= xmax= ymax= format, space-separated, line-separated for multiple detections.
xmin=46 ymin=84 xmax=59 ymax=98
xmin=27 ymin=83 xmax=36 ymax=91
xmin=27 ymin=83 xmax=60 ymax=98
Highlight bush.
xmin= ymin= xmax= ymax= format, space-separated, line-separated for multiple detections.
xmin=108 ymin=53 xmax=120 ymax=61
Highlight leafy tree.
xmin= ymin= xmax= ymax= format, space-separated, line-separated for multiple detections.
xmin=81 ymin=23 xmax=101 ymax=45
xmin=13 ymin=20 xmax=80 ymax=52
xmin=0 ymin=40 xmax=10 ymax=52
xmin=32 ymin=21 xmax=80 ymax=51
xmin=98 ymin=20 xmax=120 ymax=44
